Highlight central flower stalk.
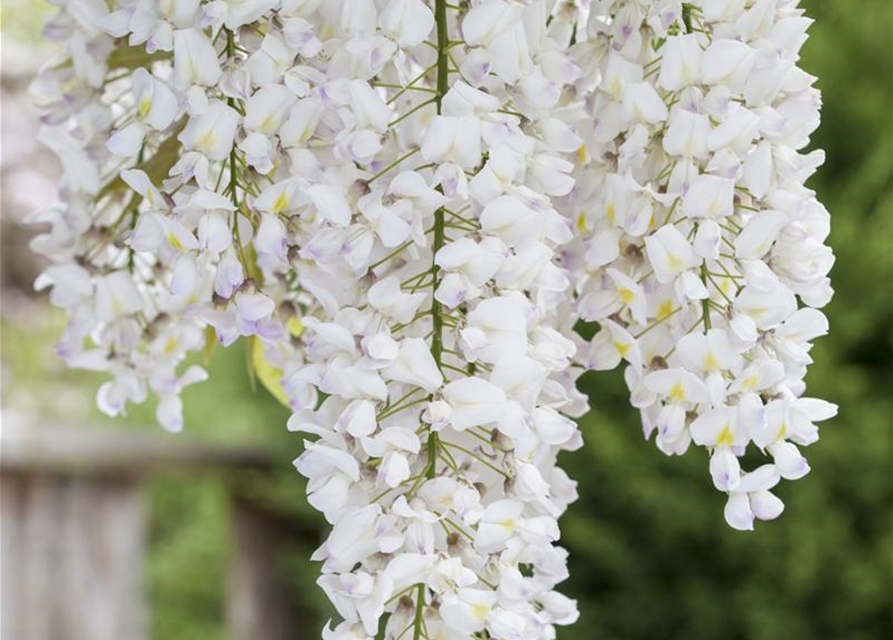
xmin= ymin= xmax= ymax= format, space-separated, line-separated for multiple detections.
xmin=427 ymin=0 xmax=450 ymax=482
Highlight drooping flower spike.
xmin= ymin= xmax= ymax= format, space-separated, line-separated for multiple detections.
xmin=566 ymin=0 xmax=837 ymax=530
xmin=30 ymin=0 xmax=834 ymax=637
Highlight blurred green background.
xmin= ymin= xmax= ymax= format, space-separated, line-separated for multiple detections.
xmin=1 ymin=1 xmax=890 ymax=639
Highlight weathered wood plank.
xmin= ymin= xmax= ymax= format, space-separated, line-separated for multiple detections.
xmin=1 ymin=420 xmax=295 ymax=640
xmin=1 ymin=418 xmax=273 ymax=476
xmin=1 ymin=473 xmax=146 ymax=640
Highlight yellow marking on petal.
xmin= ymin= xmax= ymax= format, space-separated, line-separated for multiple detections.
xmin=499 ymin=518 xmax=516 ymax=530
xmin=167 ymin=231 xmax=185 ymax=252
xmin=494 ymin=170 xmax=513 ymax=190
xmin=720 ymin=278 xmax=732 ymax=296
xmin=576 ymin=144 xmax=590 ymax=165
xmin=111 ymin=295 xmax=124 ymax=315
xmin=606 ymin=202 xmax=616 ymax=224
xmin=139 ymin=97 xmax=152 ymax=119
xmin=667 ymin=252 xmax=683 ymax=271
xmin=260 ymin=114 xmax=278 ymax=135
xmin=575 ymin=211 xmax=589 ymax=233
xmin=703 ymin=351 xmax=719 ymax=371
xmin=184 ymin=57 xmax=197 ymax=82
xmin=618 ymin=287 xmax=635 ymax=304
xmin=287 ymin=316 xmax=304 ymax=338
xmin=472 ymin=604 xmax=491 ymax=621
xmin=776 ymin=422 xmax=787 ymax=440
xmin=741 ymin=375 xmax=759 ymax=391
xmin=160 ymin=0 xmax=176 ymax=18
xmin=716 ymin=424 xmax=734 ymax=447
xmin=613 ymin=341 xmax=630 ymax=357
xmin=272 ymin=191 xmax=290 ymax=214
xmin=669 ymin=382 xmax=686 ymax=402
xmin=196 ymin=128 xmax=217 ymax=154
xmin=657 ymin=300 xmax=674 ymax=320
xmin=164 ymin=336 xmax=178 ymax=356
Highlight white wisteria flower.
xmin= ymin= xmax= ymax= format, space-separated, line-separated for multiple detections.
xmin=565 ymin=0 xmax=837 ymax=530
xmin=30 ymin=0 xmax=835 ymax=635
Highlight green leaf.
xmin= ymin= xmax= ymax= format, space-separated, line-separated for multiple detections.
xmin=249 ymin=336 xmax=290 ymax=408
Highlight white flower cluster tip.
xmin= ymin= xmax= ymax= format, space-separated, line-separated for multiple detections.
xmin=566 ymin=0 xmax=837 ymax=531
xmin=30 ymin=0 xmax=835 ymax=636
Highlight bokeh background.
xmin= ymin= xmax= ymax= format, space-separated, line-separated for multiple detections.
xmin=1 ymin=1 xmax=891 ymax=639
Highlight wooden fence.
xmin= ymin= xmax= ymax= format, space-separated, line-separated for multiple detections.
xmin=1 ymin=419 xmax=317 ymax=640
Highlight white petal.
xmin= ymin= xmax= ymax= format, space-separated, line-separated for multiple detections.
xmin=385 ymin=338 xmax=443 ymax=392
xmin=750 ymin=490 xmax=785 ymax=521
xmin=173 ymin=28 xmax=222 ymax=87
xmin=107 ymin=122 xmax=148 ymax=157
xmin=644 ymin=225 xmax=700 ymax=283
xmin=379 ymin=0 xmax=434 ymax=47
xmin=306 ymin=185 xmax=351 ymax=227
xmin=443 ymin=377 xmax=507 ymax=430
xmin=724 ymin=492 xmax=755 ymax=531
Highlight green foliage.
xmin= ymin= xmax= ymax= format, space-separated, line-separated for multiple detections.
xmin=141 ymin=343 xmax=296 ymax=640
xmin=146 ymin=479 xmax=229 ymax=640
xmin=558 ymin=2 xmax=893 ymax=638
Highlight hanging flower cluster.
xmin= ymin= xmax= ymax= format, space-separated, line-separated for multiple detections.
xmin=29 ymin=0 xmax=835 ymax=636
xmin=566 ymin=0 xmax=837 ymax=531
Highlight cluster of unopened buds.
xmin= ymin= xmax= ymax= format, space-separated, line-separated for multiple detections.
xmin=31 ymin=0 xmax=837 ymax=637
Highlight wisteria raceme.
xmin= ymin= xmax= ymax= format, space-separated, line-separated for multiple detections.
xmin=565 ymin=0 xmax=837 ymax=531
xmin=29 ymin=0 xmax=835 ymax=636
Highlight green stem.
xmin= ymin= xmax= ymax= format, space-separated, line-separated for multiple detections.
xmin=441 ymin=441 xmax=510 ymax=478
xmin=377 ymin=397 xmax=428 ymax=422
xmin=367 ymin=147 xmax=420 ymax=184
xmin=412 ymin=584 xmax=426 ymax=640
xmin=387 ymin=63 xmax=438 ymax=105
xmin=388 ymin=98 xmax=436 ymax=128
xmin=700 ymin=264 xmax=712 ymax=331
xmin=633 ymin=306 xmax=681 ymax=339
xmin=373 ymin=82 xmax=437 ymax=94
xmin=229 ymin=146 xmax=251 ymax=277
xmin=425 ymin=0 xmax=450 ymax=482
xmin=224 ymin=30 xmax=253 ymax=280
